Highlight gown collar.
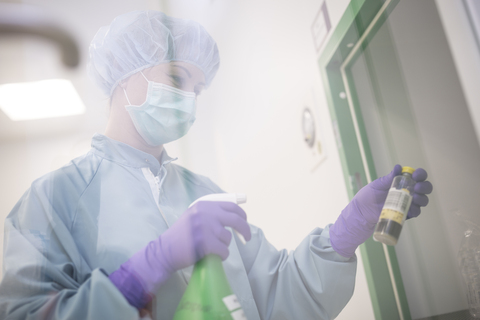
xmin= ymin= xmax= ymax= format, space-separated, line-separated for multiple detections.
xmin=90 ymin=133 xmax=177 ymax=175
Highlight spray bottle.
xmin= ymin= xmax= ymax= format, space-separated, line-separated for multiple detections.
xmin=172 ymin=193 xmax=248 ymax=320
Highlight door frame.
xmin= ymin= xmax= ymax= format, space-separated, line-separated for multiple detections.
xmin=317 ymin=1 xmax=410 ymax=319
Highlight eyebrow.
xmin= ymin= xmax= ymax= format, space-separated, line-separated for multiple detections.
xmin=171 ymin=64 xmax=206 ymax=87
xmin=171 ymin=65 xmax=192 ymax=78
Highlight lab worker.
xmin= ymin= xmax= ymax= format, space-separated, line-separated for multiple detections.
xmin=0 ymin=10 xmax=433 ymax=320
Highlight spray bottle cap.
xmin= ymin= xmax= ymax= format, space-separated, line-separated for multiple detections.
xmin=402 ymin=166 xmax=415 ymax=174
xmin=236 ymin=193 xmax=247 ymax=205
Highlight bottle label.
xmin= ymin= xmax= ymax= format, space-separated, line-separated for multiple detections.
xmin=222 ymin=294 xmax=242 ymax=311
xmin=380 ymin=188 xmax=412 ymax=224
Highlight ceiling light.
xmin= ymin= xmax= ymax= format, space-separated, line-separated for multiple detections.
xmin=0 ymin=79 xmax=85 ymax=121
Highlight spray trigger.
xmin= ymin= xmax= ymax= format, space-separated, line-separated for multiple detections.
xmin=189 ymin=193 xmax=248 ymax=245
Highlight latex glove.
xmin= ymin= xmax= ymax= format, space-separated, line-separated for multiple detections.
xmin=109 ymin=201 xmax=251 ymax=309
xmin=329 ymin=165 xmax=433 ymax=258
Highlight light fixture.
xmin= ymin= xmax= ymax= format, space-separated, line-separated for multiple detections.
xmin=0 ymin=79 xmax=85 ymax=121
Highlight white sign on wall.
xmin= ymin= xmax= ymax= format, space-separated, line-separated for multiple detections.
xmin=311 ymin=2 xmax=332 ymax=54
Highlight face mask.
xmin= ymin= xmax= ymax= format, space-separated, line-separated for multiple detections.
xmin=124 ymin=72 xmax=197 ymax=146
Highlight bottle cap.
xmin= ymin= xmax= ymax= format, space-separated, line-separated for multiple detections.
xmin=402 ymin=166 xmax=415 ymax=174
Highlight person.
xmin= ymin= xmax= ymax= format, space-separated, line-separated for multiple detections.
xmin=0 ymin=10 xmax=433 ymax=320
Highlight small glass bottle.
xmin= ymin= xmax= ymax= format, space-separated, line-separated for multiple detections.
xmin=457 ymin=214 xmax=480 ymax=318
xmin=373 ymin=166 xmax=416 ymax=246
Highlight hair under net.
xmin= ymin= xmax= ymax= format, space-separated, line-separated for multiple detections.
xmin=88 ymin=10 xmax=220 ymax=96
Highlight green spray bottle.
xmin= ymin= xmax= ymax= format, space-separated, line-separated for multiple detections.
xmin=173 ymin=193 xmax=248 ymax=320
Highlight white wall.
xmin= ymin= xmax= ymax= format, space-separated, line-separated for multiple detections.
xmin=435 ymin=0 xmax=480 ymax=150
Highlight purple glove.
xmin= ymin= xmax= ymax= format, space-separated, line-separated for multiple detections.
xmin=109 ymin=201 xmax=251 ymax=309
xmin=330 ymin=165 xmax=433 ymax=258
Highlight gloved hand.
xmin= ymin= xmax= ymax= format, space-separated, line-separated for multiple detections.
xmin=329 ymin=165 xmax=433 ymax=258
xmin=109 ymin=201 xmax=251 ymax=309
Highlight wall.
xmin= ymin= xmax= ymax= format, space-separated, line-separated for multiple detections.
xmin=435 ymin=0 xmax=480 ymax=150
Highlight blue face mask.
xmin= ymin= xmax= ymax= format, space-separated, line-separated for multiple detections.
xmin=124 ymin=72 xmax=197 ymax=146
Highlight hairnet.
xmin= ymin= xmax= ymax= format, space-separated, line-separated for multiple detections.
xmin=88 ymin=10 xmax=220 ymax=96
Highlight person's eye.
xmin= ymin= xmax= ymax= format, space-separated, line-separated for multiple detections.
xmin=194 ymin=85 xmax=204 ymax=97
xmin=169 ymin=75 xmax=184 ymax=88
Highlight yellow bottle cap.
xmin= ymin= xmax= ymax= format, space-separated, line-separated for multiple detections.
xmin=402 ymin=166 xmax=415 ymax=174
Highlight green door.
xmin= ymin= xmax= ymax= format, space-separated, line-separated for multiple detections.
xmin=318 ymin=0 xmax=408 ymax=319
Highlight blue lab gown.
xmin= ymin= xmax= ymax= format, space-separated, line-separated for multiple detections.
xmin=0 ymin=133 xmax=356 ymax=320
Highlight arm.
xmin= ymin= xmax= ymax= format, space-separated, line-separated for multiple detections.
xmin=237 ymin=166 xmax=432 ymax=319
xmin=108 ymin=201 xmax=252 ymax=309
xmin=237 ymin=224 xmax=356 ymax=320
xmin=187 ymin=176 xmax=356 ymax=319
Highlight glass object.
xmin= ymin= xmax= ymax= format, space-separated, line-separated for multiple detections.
xmin=458 ymin=216 xmax=480 ymax=318
xmin=373 ymin=167 xmax=415 ymax=246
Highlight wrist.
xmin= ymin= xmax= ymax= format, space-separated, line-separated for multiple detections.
xmin=330 ymin=216 xmax=358 ymax=258
xmin=109 ymin=237 xmax=175 ymax=309
xmin=136 ymin=237 xmax=176 ymax=290
xmin=153 ymin=235 xmax=178 ymax=275
xmin=330 ymin=200 xmax=376 ymax=258
xmin=109 ymin=265 xmax=153 ymax=309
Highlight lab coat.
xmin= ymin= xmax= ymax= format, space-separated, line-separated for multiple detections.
xmin=0 ymin=133 xmax=356 ymax=320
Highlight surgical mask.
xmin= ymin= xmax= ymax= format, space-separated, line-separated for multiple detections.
xmin=124 ymin=72 xmax=197 ymax=146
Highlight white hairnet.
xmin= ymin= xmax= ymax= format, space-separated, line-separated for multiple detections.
xmin=88 ymin=10 xmax=220 ymax=96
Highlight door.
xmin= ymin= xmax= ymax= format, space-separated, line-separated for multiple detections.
xmin=318 ymin=0 xmax=480 ymax=319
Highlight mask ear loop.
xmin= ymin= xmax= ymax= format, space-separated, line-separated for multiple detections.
xmin=122 ymin=72 xmax=149 ymax=105
xmin=140 ymin=71 xmax=149 ymax=82
xmin=122 ymin=87 xmax=132 ymax=105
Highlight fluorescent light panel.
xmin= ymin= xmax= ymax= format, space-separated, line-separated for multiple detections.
xmin=0 ymin=79 xmax=86 ymax=121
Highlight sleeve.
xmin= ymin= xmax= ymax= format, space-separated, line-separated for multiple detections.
xmin=0 ymin=179 xmax=140 ymax=319
xmin=237 ymin=224 xmax=357 ymax=320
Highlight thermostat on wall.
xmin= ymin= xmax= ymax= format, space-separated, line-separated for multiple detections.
xmin=301 ymin=87 xmax=327 ymax=172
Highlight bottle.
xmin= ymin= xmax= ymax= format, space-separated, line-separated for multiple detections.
xmin=373 ymin=166 xmax=416 ymax=246
xmin=457 ymin=214 xmax=480 ymax=318
xmin=173 ymin=193 xmax=248 ymax=320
